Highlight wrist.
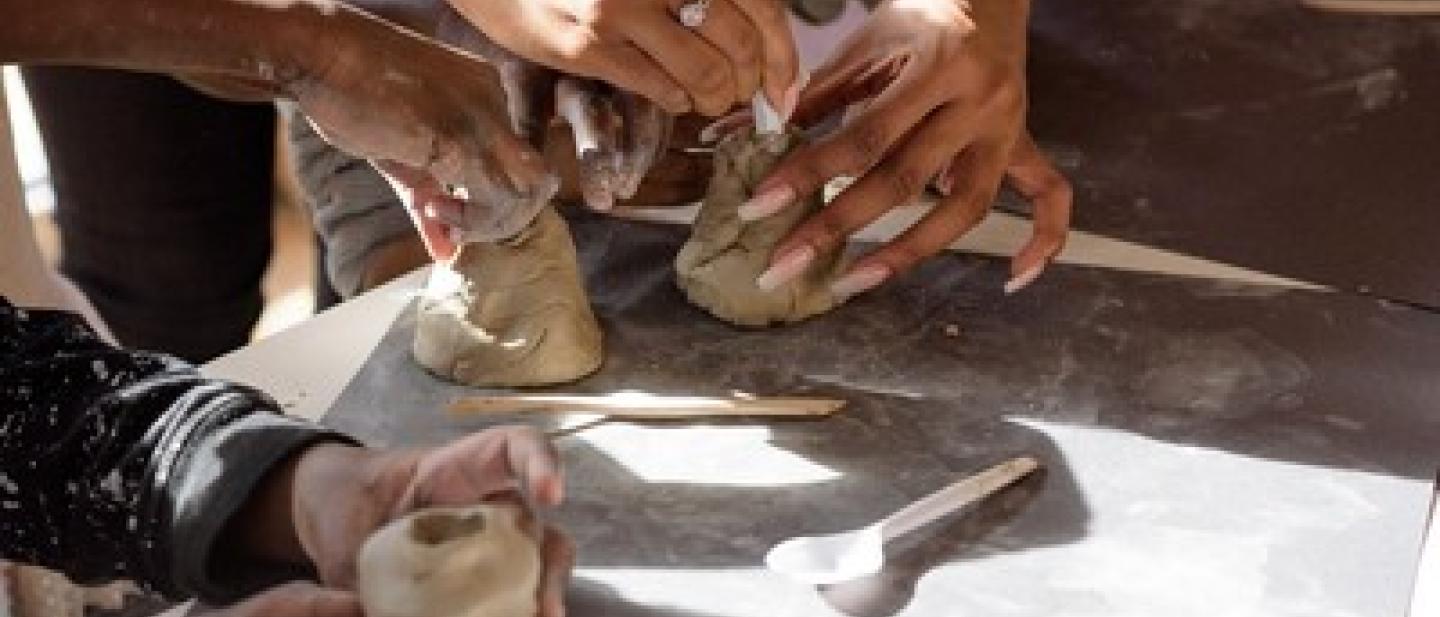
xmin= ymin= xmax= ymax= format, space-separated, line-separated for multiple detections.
xmin=230 ymin=441 xmax=365 ymax=566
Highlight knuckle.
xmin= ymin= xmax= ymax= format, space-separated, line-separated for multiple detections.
xmin=836 ymin=123 xmax=890 ymax=172
xmin=804 ymin=212 xmax=849 ymax=252
xmin=732 ymin=30 xmax=762 ymax=67
xmin=880 ymin=164 xmax=928 ymax=200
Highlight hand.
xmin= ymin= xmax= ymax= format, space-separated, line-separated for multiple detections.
xmin=287 ymin=6 xmax=557 ymax=242
xmin=187 ymin=583 xmax=362 ymax=617
xmin=741 ymin=0 xmax=1072 ymax=297
xmin=361 ymin=6 xmax=674 ymax=257
xmin=237 ymin=427 xmax=573 ymax=617
xmin=445 ymin=0 xmax=801 ymax=118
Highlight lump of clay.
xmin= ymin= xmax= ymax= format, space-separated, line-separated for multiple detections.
xmin=356 ymin=504 xmax=542 ymax=617
xmin=414 ymin=206 xmax=602 ymax=386
xmin=675 ymin=129 xmax=845 ymax=327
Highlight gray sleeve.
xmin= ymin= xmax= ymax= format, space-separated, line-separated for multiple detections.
xmin=283 ymin=106 xmax=415 ymax=298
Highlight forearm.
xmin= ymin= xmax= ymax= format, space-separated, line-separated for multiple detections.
xmin=0 ymin=296 xmax=350 ymax=602
xmin=1 ymin=0 xmax=362 ymax=94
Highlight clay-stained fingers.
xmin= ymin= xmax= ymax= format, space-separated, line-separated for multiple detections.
xmin=556 ymin=79 xmax=623 ymax=211
xmin=842 ymin=142 xmax=1009 ymax=292
xmin=537 ymin=527 xmax=576 ymax=617
xmin=499 ymin=61 xmax=561 ymax=148
xmin=1001 ymin=131 xmax=1072 ymax=293
xmin=374 ymin=160 xmax=464 ymax=261
xmin=725 ymin=0 xmax=802 ymax=118
xmin=625 ymin=9 xmax=737 ymax=116
xmin=617 ymin=92 xmax=673 ymax=199
xmin=688 ymin=0 xmax=764 ymax=103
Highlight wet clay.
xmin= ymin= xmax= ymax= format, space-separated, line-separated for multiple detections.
xmin=356 ymin=504 xmax=541 ymax=617
xmin=676 ymin=130 xmax=845 ymax=327
xmin=413 ymin=207 xmax=602 ymax=386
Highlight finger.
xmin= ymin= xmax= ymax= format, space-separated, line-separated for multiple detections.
xmin=617 ymin=93 xmax=672 ymax=199
xmin=1002 ymin=132 xmax=1072 ymax=293
xmin=785 ymin=33 xmax=888 ymax=128
xmin=625 ymin=10 xmax=737 ymax=116
xmin=498 ymin=61 xmax=560 ymax=148
xmin=556 ymin=79 xmax=622 ymax=211
xmin=443 ymin=426 xmax=565 ymax=508
xmin=446 ymin=70 xmax=556 ymax=201
xmin=538 ymin=527 xmax=577 ymax=617
xmin=743 ymin=66 xmax=934 ymax=221
xmin=699 ymin=108 xmax=752 ymax=144
xmin=691 ymin=0 xmax=764 ymax=103
xmin=495 ymin=426 xmax=566 ymax=507
xmin=375 ymin=160 xmax=461 ymax=261
xmin=783 ymin=106 xmax=973 ymax=256
xmin=843 ymin=142 xmax=1009 ymax=291
xmin=727 ymin=0 xmax=802 ymax=120
xmin=765 ymin=106 xmax=973 ymax=292
xmin=221 ymin=583 xmax=362 ymax=617
xmin=578 ymin=44 xmax=692 ymax=115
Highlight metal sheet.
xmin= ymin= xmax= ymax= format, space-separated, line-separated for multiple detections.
xmin=326 ymin=213 xmax=1440 ymax=617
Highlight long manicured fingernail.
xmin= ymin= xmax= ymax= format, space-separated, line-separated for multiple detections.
xmin=831 ymin=264 xmax=891 ymax=300
xmin=777 ymin=71 xmax=809 ymax=125
xmin=1004 ymin=264 xmax=1045 ymax=294
xmin=756 ymin=245 xmax=816 ymax=291
xmin=738 ymin=185 xmax=795 ymax=221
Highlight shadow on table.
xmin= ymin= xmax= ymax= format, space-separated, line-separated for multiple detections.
xmin=324 ymin=214 xmax=1440 ymax=614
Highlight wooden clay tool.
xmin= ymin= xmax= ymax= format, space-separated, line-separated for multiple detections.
xmin=447 ymin=393 xmax=844 ymax=419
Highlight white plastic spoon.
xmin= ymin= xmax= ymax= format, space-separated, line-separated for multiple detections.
xmin=764 ymin=456 xmax=1040 ymax=585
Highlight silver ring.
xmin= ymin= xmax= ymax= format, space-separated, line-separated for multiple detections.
xmin=677 ymin=0 xmax=712 ymax=28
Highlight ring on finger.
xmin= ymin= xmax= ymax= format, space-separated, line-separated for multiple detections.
xmin=677 ymin=0 xmax=713 ymax=28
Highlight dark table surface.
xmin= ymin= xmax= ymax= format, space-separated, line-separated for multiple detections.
xmin=326 ymin=213 xmax=1440 ymax=617
xmin=1023 ymin=1 xmax=1440 ymax=308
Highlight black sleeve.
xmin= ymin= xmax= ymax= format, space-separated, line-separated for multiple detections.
xmin=0 ymin=296 xmax=355 ymax=603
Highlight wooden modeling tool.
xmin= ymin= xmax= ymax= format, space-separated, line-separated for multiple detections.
xmin=447 ymin=393 xmax=844 ymax=419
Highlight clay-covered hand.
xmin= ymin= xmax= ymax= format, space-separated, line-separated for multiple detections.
xmin=359 ymin=5 xmax=673 ymax=257
xmin=445 ymin=0 xmax=801 ymax=118
xmin=188 ymin=583 xmax=363 ymax=617
xmin=288 ymin=7 xmax=557 ymax=243
xmin=742 ymin=0 xmax=1072 ymax=297
xmin=279 ymin=427 xmax=573 ymax=617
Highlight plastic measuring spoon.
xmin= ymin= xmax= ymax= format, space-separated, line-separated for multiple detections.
xmin=764 ymin=456 xmax=1040 ymax=585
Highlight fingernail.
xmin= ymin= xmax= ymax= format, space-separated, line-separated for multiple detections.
xmin=1004 ymin=264 xmax=1045 ymax=295
xmin=737 ymin=185 xmax=795 ymax=221
xmin=831 ymin=264 xmax=891 ymax=300
xmin=934 ymin=164 xmax=956 ymax=196
xmin=756 ymin=245 xmax=816 ymax=291
xmin=699 ymin=120 xmax=723 ymax=144
xmin=778 ymin=80 xmax=803 ymax=125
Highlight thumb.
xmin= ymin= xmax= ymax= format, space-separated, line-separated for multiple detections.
xmin=215 ymin=582 xmax=362 ymax=617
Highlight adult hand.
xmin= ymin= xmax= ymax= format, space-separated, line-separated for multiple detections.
xmin=236 ymin=427 xmax=573 ymax=617
xmin=187 ymin=583 xmax=362 ymax=617
xmin=445 ymin=0 xmax=801 ymax=118
xmin=742 ymin=0 xmax=1072 ymax=297
xmin=288 ymin=6 xmax=557 ymax=242
xmin=298 ymin=427 xmax=572 ymax=616
xmin=358 ymin=4 xmax=674 ymax=257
